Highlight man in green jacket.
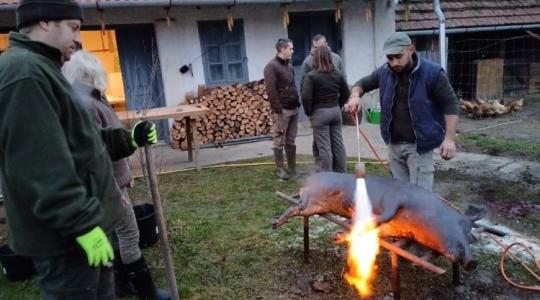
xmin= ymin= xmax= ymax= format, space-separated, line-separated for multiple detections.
xmin=0 ymin=1 xmax=156 ymax=299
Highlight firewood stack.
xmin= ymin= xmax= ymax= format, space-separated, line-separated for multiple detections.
xmin=170 ymin=80 xmax=273 ymax=150
xmin=459 ymin=98 xmax=524 ymax=119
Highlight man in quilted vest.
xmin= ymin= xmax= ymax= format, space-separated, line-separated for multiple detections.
xmin=345 ymin=32 xmax=459 ymax=191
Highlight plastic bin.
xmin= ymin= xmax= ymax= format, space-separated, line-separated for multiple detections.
xmin=133 ymin=203 xmax=159 ymax=249
xmin=0 ymin=244 xmax=36 ymax=281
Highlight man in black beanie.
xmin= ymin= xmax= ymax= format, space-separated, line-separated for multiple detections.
xmin=0 ymin=1 xmax=158 ymax=299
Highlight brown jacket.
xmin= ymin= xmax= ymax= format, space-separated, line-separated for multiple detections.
xmin=263 ymin=56 xmax=299 ymax=113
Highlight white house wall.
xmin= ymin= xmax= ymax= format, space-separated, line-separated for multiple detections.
xmin=153 ymin=5 xmax=288 ymax=107
xmin=0 ymin=1 xmax=395 ymax=107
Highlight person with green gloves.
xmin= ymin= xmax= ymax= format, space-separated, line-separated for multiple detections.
xmin=64 ymin=50 xmax=170 ymax=300
xmin=0 ymin=1 xmax=157 ymax=299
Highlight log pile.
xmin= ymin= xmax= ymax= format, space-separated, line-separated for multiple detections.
xmin=459 ymin=98 xmax=524 ymax=119
xmin=170 ymin=80 xmax=273 ymax=150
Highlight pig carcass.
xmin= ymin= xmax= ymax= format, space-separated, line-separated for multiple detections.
xmin=273 ymin=172 xmax=477 ymax=270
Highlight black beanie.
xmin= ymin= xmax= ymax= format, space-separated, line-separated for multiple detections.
xmin=16 ymin=0 xmax=83 ymax=29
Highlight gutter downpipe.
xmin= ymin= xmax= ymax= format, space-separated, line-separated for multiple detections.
xmin=433 ymin=0 xmax=446 ymax=70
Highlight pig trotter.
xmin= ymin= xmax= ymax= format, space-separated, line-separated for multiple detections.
xmin=272 ymin=206 xmax=301 ymax=229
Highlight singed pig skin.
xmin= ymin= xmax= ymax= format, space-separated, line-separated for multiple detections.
xmin=273 ymin=172 xmax=477 ymax=270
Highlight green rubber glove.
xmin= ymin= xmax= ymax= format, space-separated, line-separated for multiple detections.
xmin=131 ymin=120 xmax=157 ymax=148
xmin=75 ymin=226 xmax=114 ymax=267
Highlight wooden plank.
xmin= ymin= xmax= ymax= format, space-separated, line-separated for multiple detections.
xmin=116 ymin=104 xmax=210 ymax=122
xmin=475 ymin=58 xmax=503 ymax=100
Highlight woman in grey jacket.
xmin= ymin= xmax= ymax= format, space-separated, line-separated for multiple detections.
xmin=63 ymin=50 xmax=169 ymax=300
xmin=301 ymin=46 xmax=350 ymax=173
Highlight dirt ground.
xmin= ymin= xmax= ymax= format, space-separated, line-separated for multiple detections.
xmin=458 ymin=94 xmax=540 ymax=146
xmin=427 ymin=94 xmax=540 ymax=300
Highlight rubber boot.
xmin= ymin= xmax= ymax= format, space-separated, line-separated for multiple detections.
xmin=124 ymin=257 xmax=171 ymax=300
xmin=273 ymin=147 xmax=289 ymax=180
xmin=285 ymin=145 xmax=297 ymax=176
xmin=113 ymin=254 xmax=138 ymax=298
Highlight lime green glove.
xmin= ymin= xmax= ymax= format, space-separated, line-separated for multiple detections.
xmin=131 ymin=120 xmax=157 ymax=148
xmin=75 ymin=226 xmax=114 ymax=267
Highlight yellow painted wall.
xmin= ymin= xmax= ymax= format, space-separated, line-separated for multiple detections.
xmin=0 ymin=34 xmax=8 ymax=52
xmin=81 ymin=30 xmax=126 ymax=111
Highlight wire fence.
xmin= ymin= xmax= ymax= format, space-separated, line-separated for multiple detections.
xmin=417 ymin=31 xmax=540 ymax=101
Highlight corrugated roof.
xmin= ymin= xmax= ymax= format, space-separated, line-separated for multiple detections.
xmin=396 ymin=0 xmax=540 ymax=31
xmin=0 ymin=0 xmax=321 ymax=9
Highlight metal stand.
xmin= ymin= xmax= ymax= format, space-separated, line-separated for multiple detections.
xmin=276 ymin=191 xmax=462 ymax=299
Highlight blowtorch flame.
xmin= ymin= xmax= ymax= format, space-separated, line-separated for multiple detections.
xmin=343 ymin=178 xmax=380 ymax=297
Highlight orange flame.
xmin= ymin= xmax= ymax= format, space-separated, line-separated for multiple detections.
xmin=343 ymin=178 xmax=380 ymax=297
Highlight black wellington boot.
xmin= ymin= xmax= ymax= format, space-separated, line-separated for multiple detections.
xmin=124 ymin=257 xmax=171 ymax=300
xmin=113 ymin=253 xmax=138 ymax=298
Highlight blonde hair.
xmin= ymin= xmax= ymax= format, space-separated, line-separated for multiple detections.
xmin=62 ymin=50 xmax=108 ymax=93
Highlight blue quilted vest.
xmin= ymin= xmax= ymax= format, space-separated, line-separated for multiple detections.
xmin=378 ymin=57 xmax=445 ymax=153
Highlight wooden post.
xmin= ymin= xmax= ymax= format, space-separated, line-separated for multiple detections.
xmin=452 ymin=262 xmax=460 ymax=285
xmin=185 ymin=116 xmax=193 ymax=162
xmin=303 ymin=217 xmax=309 ymax=263
xmin=190 ymin=117 xmax=201 ymax=171
xmin=390 ymin=251 xmax=400 ymax=300
xmin=145 ymin=145 xmax=180 ymax=300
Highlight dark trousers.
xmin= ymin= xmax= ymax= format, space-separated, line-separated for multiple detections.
xmin=32 ymin=247 xmax=115 ymax=300
xmin=310 ymin=106 xmax=347 ymax=173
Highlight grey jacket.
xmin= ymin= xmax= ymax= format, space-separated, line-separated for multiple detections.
xmin=73 ymin=83 xmax=134 ymax=189
xmin=300 ymin=48 xmax=346 ymax=87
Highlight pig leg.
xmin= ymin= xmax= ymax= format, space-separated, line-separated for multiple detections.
xmin=272 ymin=206 xmax=302 ymax=228
xmin=459 ymin=236 xmax=477 ymax=270
xmin=439 ymin=237 xmax=477 ymax=270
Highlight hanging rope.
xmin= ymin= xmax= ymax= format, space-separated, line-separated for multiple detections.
xmin=226 ymin=2 xmax=235 ymax=32
xmin=165 ymin=0 xmax=172 ymax=27
xmin=281 ymin=4 xmax=290 ymax=28
xmin=334 ymin=1 xmax=342 ymax=24
xmin=95 ymin=0 xmax=106 ymax=35
xmin=364 ymin=1 xmax=373 ymax=22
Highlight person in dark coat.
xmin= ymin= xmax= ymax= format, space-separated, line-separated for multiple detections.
xmin=263 ymin=38 xmax=300 ymax=180
xmin=301 ymin=46 xmax=350 ymax=173
xmin=0 ymin=1 xmax=156 ymax=298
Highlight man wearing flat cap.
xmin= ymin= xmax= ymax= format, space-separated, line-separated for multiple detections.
xmin=345 ymin=32 xmax=459 ymax=191
xmin=0 ymin=1 xmax=157 ymax=299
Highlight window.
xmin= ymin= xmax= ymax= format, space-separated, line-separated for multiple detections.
xmin=198 ymin=20 xmax=248 ymax=86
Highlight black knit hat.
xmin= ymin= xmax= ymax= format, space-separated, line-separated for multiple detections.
xmin=16 ymin=0 xmax=83 ymax=29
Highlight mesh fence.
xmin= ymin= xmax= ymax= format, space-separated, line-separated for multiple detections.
xmin=448 ymin=31 xmax=540 ymax=100
xmin=416 ymin=31 xmax=540 ymax=101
